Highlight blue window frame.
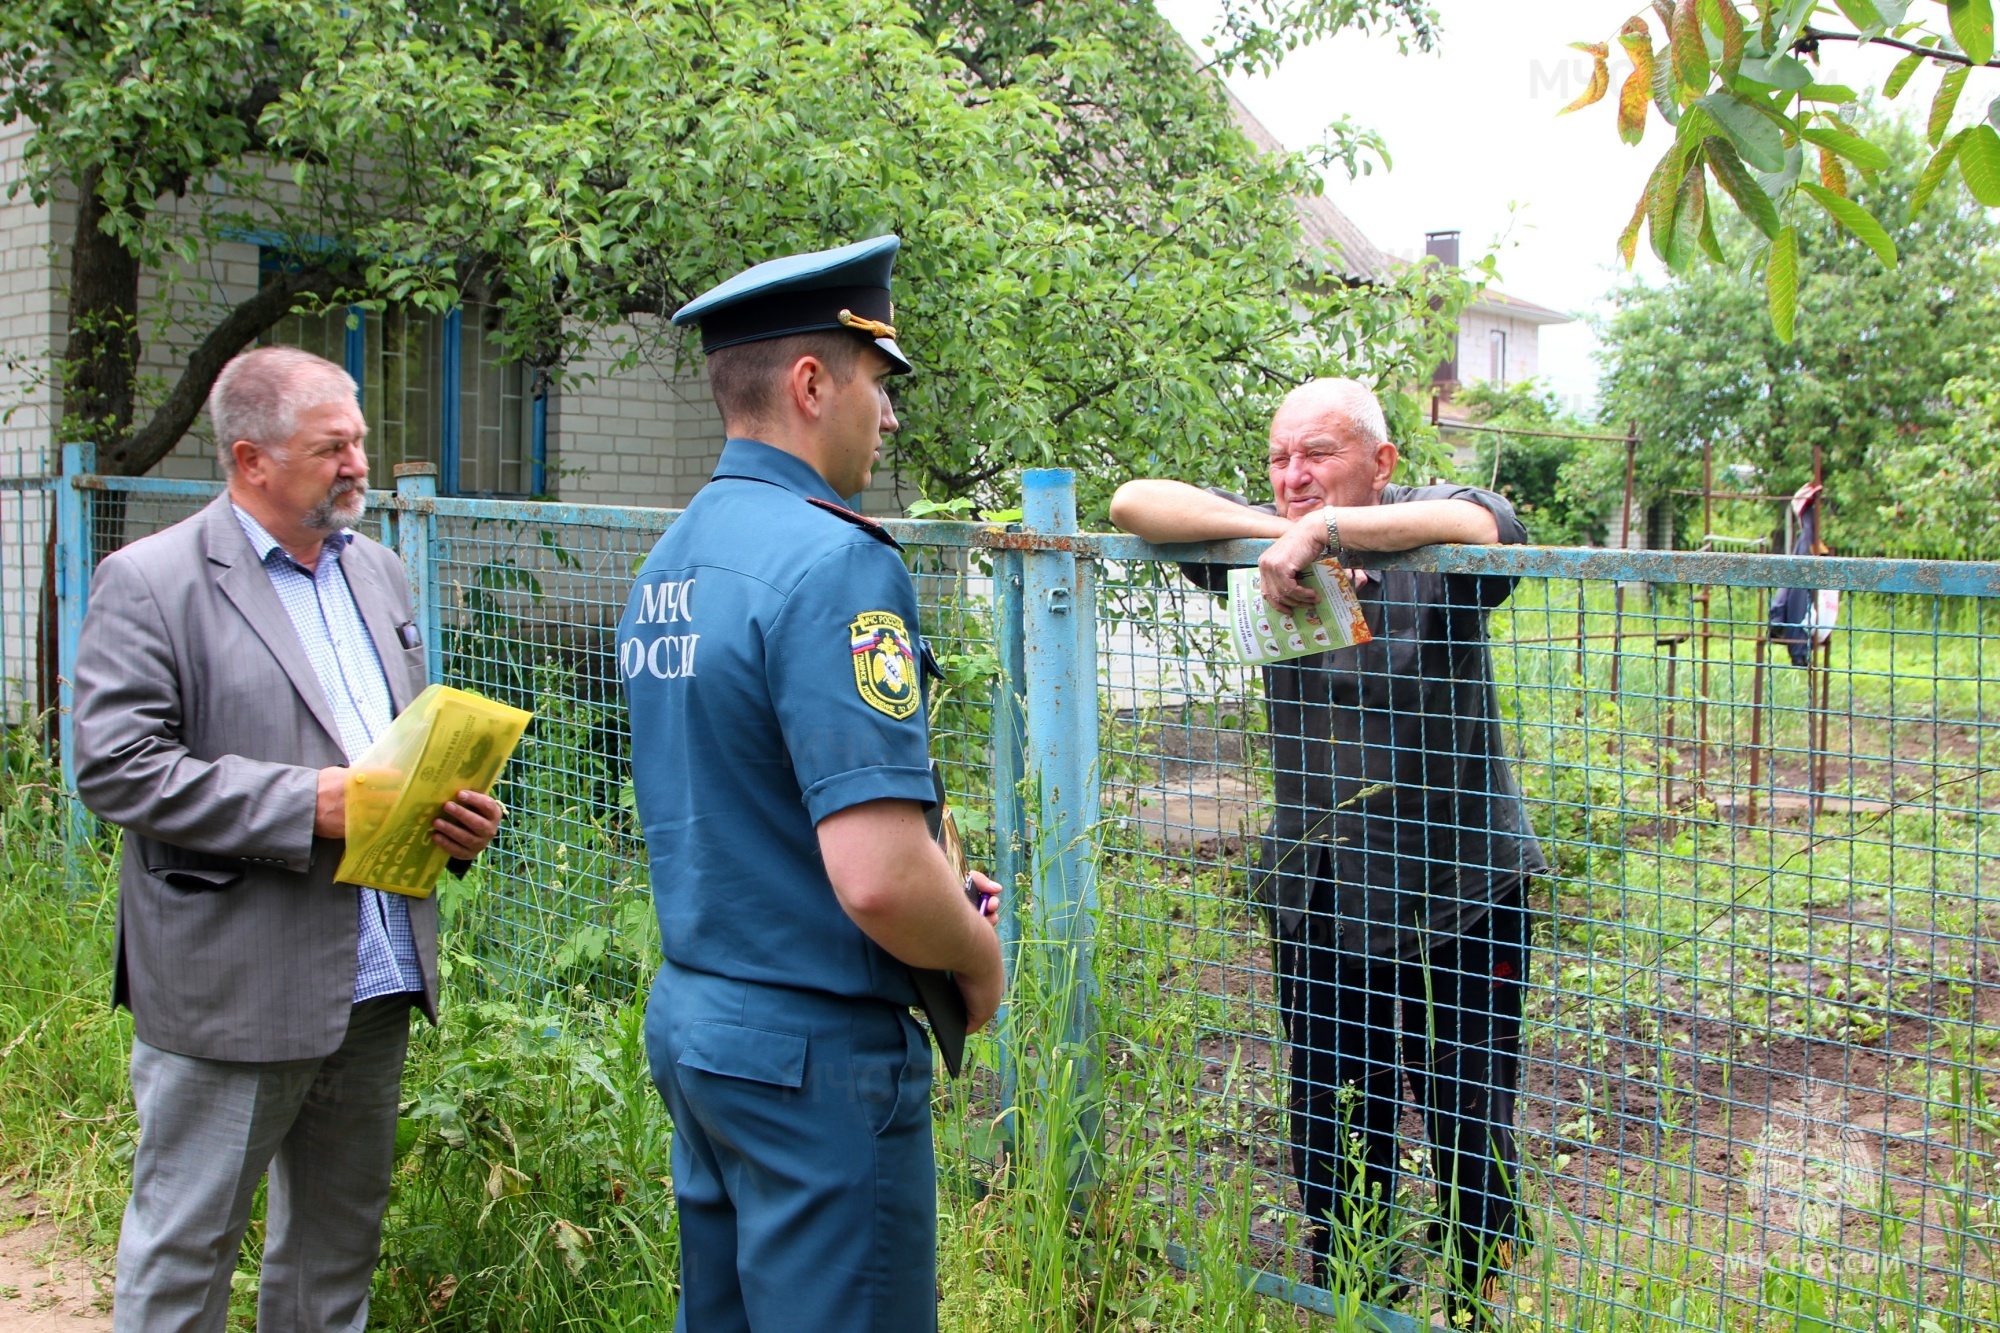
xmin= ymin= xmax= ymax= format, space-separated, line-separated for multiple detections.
xmin=258 ymin=250 xmax=549 ymax=497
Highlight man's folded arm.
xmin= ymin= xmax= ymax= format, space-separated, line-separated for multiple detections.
xmin=1109 ymin=479 xmax=1289 ymax=545
xmin=72 ymin=555 xmax=319 ymax=871
xmin=1109 ymin=478 xmax=1499 ymax=551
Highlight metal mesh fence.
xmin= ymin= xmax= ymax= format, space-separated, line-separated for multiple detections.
xmin=419 ymin=502 xmax=1007 ymax=1013
xmin=18 ymin=465 xmax=2000 ymax=1330
xmin=426 ymin=502 xmax=659 ymax=1000
xmin=0 ymin=479 xmax=53 ymax=731
xmin=1093 ymin=553 xmax=2000 ymax=1329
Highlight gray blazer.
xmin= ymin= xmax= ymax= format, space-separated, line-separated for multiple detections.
xmin=73 ymin=492 xmax=439 ymax=1062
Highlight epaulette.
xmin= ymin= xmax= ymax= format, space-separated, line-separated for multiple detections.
xmin=806 ymin=496 xmax=903 ymax=550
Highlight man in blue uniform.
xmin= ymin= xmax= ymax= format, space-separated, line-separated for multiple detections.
xmin=618 ymin=235 xmax=1005 ymax=1333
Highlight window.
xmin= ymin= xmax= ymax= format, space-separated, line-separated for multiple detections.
xmin=1488 ymin=328 xmax=1508 ymax=386
xmin=260 ymin=255 xmax=547 ymax=497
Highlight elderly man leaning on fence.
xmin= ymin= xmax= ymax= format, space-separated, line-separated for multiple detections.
xmin=71 ymin=345 xmax=504 ymax=1333
xmin=1109 ymin=377 xmax=1548 ymax=1326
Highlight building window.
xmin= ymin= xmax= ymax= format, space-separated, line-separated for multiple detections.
xmin=1488 ymin=328 xmax=1508 ymax=386
xmin=260 ymin=255 xmax=547 ymax=497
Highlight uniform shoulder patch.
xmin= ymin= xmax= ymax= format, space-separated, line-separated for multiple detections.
xmin=849 ymin=611 xmax=920 ymax=720
xmin=807 ymin=496 xmax=903 ymax=550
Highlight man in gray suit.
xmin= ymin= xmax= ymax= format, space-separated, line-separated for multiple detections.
xmin=72 ymin=345 xmax=504 ymax=1333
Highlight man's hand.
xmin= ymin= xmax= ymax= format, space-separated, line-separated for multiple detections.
xmin=315 ymin=766 xmax=348 ymax=839
xmin=958 ymin=870 xmax=1004 ymax=1031
xmin=432 ymin=790 xmax=504 ymax=859
xmin=1258 ymin=512 xmax=1335 ymax=610
xmin=969 ymin=869 xmax=1001 ymax=927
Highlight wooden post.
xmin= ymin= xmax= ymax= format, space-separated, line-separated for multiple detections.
xmin=1611 ymin=429 xmax=1638 ymax=699
xmin=1660 ymin=636 xmax=1682 ymax=809
xmin=1809 ymin=635 xmax=1833 ymax=821
xmin=1697 ymin=441 xmax=1713 ymax=803
xmin=1748 ymin=642 xmax=1767 ymax=826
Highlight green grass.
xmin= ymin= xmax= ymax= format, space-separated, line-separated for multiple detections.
xmin=0 ymin=723 xmax=1431 ymax=1332
xmin=0 ymin=723 xmax=135 ymax=1251
xmin=6 ymin=563 xmax=1998 ymax=1331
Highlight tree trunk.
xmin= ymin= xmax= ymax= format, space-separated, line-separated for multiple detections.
xmin=37 ymin=170 xmax=138 ymax=742
xmin=61 ymin=167 xmax=142 ymax=466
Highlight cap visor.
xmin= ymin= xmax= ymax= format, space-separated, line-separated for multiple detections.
xmin=875 ymin=337 xmax=913 ymax=375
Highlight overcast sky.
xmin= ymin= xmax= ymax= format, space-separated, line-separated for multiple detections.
xmin=1154 ymin=0 xmax=1886 ymax=413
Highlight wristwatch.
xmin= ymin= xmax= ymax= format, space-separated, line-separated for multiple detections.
xmin=1321 ymin=507 xmax=1345 ymax=564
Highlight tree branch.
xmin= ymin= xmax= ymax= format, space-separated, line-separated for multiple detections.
xmin=1797 ymin=26 xmax=2000 ymax=69
xmin=107 ymin=266 xmax=353 ymax=475
xmin=615 ymin=289 xmax=678 ymax=320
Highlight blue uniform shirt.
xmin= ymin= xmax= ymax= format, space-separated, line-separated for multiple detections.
xmin=619 ymin=439 xmax=935 ymax=1005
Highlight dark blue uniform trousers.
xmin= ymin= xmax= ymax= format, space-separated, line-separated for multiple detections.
xmin=646 ymin=957 xmax=937 ymax=1333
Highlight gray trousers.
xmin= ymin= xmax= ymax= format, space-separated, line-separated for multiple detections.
xmin=113 ymin=996 xmax=414 ymax=1333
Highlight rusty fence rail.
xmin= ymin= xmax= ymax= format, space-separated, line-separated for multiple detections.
xmin=8 ymin=455 xmax=2000 ymax=1332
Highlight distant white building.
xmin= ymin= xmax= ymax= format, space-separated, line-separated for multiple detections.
xmin=1418 ymin=230 xmax=1573 ymax=401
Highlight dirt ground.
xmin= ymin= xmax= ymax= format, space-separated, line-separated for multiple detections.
xmin=0 ymin=1197 xmax=110 ymax=1332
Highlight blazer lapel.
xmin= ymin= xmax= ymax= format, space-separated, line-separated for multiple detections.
xmin=339 ymin=541 xmax=423 ymax=713
xmin=201 ymin=496 xmax=347 ymax=753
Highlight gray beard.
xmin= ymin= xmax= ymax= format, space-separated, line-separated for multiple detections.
xmin=303 ymin=482 xmax=367 ymax=533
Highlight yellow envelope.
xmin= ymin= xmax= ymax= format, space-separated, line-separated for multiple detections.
xmin=336 ymin=684 xmax=532 ymax=898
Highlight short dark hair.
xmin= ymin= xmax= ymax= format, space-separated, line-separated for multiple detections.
xmin=704 ymin=331 xmax=862 ymax=429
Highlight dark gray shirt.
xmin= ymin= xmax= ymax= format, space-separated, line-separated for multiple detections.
xmin=1183 ymin=483 xmax=1548 ymax=961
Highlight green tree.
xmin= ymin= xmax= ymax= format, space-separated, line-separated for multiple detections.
xmin=1564 ymin=0 xmax=2000 ymax=340
xmin=2 ymin=0 xmax=1465 ymax=516
xmin=1450 ymin=381 xmax=1623 ymax=547
xmin=1593 ymin=111 xmax=2000 ymax=555
xmin=1873 ymin=342 xmax=2000 ymax=557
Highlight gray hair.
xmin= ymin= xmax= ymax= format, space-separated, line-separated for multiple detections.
xmin=209 ymin=346 xmax=359 ymax=475
xmin=1280 ymin=376 xmax=1391 ymax=448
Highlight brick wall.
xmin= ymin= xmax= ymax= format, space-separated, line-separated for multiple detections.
xmin=1 ymin=121 xmax=57 ymax=717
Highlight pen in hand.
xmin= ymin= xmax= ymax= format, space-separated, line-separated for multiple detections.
xmin=963 ymin=873 xmax=999 ymax=923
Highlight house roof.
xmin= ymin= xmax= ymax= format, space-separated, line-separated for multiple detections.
xmin=1468 ymin=287 xmax=1572 ymax=325
xmin=1221 ymin=85 xmax=1395 ymax=284
xmin=1218 ymin=81 xmax=1573 ymax=327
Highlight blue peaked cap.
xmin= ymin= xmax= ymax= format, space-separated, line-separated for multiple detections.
xmin=672 ymin=235 xmax=911 ymax=375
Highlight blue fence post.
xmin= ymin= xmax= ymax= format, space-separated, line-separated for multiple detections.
xmin=990 ymin=546 xmax=1029 ymax=1143
xmin=394 ymin=463 xmax=443 ymax=683
xmin=55 ymin=443 xmax=96 ymax=848
xmin=1018 ymin=468 xmax=1101 ymax=1177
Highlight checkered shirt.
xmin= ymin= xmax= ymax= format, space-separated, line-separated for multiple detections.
xmin=234 ymin=505 xmax=424 ymax=1002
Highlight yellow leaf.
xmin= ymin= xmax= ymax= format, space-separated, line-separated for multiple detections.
xmin=1618 ymin=21 xmax=1657 ymax=144
xmin=485 ymin=1160 xmax=528 ymax=1201
xmin=1561 ymin=49 xmax=1612 ymax=114
xmin=1819 ymin=146 xmax=1848 ymax=196
xmin=1618 ymin=182 xmax=1650 ymax=265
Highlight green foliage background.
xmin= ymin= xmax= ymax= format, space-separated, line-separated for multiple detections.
xmin=1593 ymin=111 xmax=2000 ymax=557
xmin=2 ymin=0 xmax=1469 ymax=515
xmin=1449 ymin=381 xmax=1622 ymax=548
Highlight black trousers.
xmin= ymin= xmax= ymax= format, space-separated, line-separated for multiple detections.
xmin=1276 ymin=884 xmax=1529 ymax=1291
